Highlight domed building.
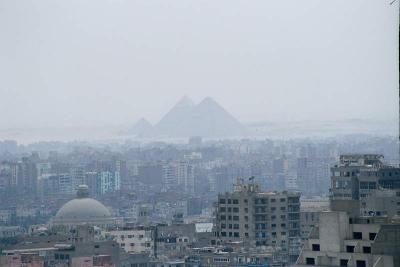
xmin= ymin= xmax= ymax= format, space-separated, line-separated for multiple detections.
xmin=52 ymin=185 xmax=114 ymax=227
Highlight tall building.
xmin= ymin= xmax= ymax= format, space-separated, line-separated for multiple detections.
xmin=162 ymin=161 xmax=195 ymax=194
xmin=214 ymin=179 xmax=301 ymax=263
xmin=330 ymin=154 xmax=400 ymax=218
xmin=295 ymin=154 xmax=400 ymax=267
xmin=97 ymin=171 xmax=120 ymax=195
xmin=177 ymin=161 xmax=195 ymax=195
xmin=14 ymin=157 xmax=39 ymax=197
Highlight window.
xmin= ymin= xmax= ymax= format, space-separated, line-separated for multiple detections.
xmin=360 ymin=182 xmax=368 ymax=189
xmin=369 ymin=232 xmax=377 ymax=240
xmin=346 ymin=245 xmax=354 ymax=253
xmin=221 ymin=232 xmax=226 ymax=237
xmin=340 ymin=259 xmax=348 ymax=267
xmin=280 ymin=198 xmax=286 ymax=202
xmin=219 ymin=199 xmax=226 ymax=204
xmin=130 ymin=243 xmax=135 ymax=247
xmin=312 ymin=244 xmax=320 ymax=251
xmin=281 ymin=232 xmax=286 ymax=236
xmin=356 ymin=260 xmax=366 ymax=267
xmin=363 ymin=246 xmax=371 ymax=254
xmin=228 ymin=199 xmax=231 ymax=204
xmin=220 ymin=215 xmax=226 ymax=220
xmin=220 ymin=207 xmax=226 ymax=212
xmin=280 ymin=207 xmax=286 ymax=211
xmin=233 ymin=199 xmax=239 ymax=204
xmin=233 ymin=207 xmax=239 ymax=212
xmin=221 ymin=223 xmax=226 ymax=229
xmin=271 ymin=207 xmax=276 ymax=212
xmin=233 ymin=232 xmax=239 ymax=237
xmin=353 ymin=232 xmax=362 ymax=240
xmin=281 ymin=223 xmax=286 ymax=227
xmin=271 ymin=198 xmax=276 ymax=202
xmin=305 ymin=258 xmax=315 ymax=265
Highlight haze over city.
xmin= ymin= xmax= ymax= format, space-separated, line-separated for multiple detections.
xmin=0 ymin=0 xmax=398 ymax=133
xmin=0 ymin=1 xmax=399 ymax=267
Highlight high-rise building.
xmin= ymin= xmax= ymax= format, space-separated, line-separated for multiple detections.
xmin=14 ymin=157 xmax=38 ymax=197
xmin=214 ymin=179 xmax=301 ymax=263
xmin=97 ymin=171 xmax=120 ymax=195
xmin=295 ymin=154 xmax=400 ymax=267
xmin=330 ymin=154 xmax=400 ymax=218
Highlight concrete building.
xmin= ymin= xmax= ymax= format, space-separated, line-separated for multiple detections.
xmin=295 ymin=211 xmax=400 ymax=267
xmin=214 ymin=180 xmax=301 ymax=263
xmin=103 ymin=227 xmax=153 ymax=254
xmin=330 ymin=154 xmax=400 ymax=218
xmin=97 ymin=171 xmax=120 ymax=195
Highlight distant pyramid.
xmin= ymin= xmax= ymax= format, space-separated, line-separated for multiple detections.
xmin=154 ymin=96 xmax=246 ymax=137
xmin=127 ymin=118 xmax=154 ymax=136
xmin=154 ymin=96 xmax=195 ymax=136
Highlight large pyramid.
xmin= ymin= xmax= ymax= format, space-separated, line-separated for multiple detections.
xmin=154 ymin=96 xmax=246 ymax=137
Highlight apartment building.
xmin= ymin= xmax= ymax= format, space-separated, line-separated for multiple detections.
xmin=330 ymin=154 xmax=400 ymax=218
xmin=214 ymin=180 xmax=301 ymax=263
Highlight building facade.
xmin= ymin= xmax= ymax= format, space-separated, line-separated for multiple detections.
xmin=214 ymin=180 xmax=301 ymax=263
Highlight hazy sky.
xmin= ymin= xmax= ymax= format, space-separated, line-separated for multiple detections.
xmin=0 ymin=0 xmax=398 ymax=128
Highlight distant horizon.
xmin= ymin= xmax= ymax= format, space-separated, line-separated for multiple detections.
xmin=0 ymin=1 xmax=398 ymax=129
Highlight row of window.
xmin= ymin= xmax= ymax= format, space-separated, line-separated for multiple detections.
xmin=306 ymin=258 xmax=366 ymax=267
xmin=219 ymin=215 xmax=240 ymax=221
xmin=219 ymin=207 xmax=239 ymax=212
xmin=346 ymin=245 xmax=371 ymax=254
xmin=220 ymin=231 xmax=240 ymax=237
xmin=118 ymin=234 xmax=144 ymax=239
xmin=220 ymin=223 xmax=240 ymax=229
xmin=353 ymin=231 xmax=376 ymax=241
xmin=219 ymin=197 xmax=289 ymax=205
xmin=219 ymin=199 xmax=239 ymax=204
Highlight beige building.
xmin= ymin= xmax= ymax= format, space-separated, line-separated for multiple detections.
xmin=103 ymin=228 xmax=153 ymax=254
xmin=295 ymin=211 xmax=400 ymax=267
xmin=214 ymin=180 xmax=301 ymax=263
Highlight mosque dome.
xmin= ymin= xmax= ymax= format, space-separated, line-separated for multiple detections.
xmin=53 ymin=185 xmax=112 ymax=226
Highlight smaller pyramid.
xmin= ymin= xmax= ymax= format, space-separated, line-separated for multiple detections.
xmin=127 ymin=118 xmax=154 ymax=136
